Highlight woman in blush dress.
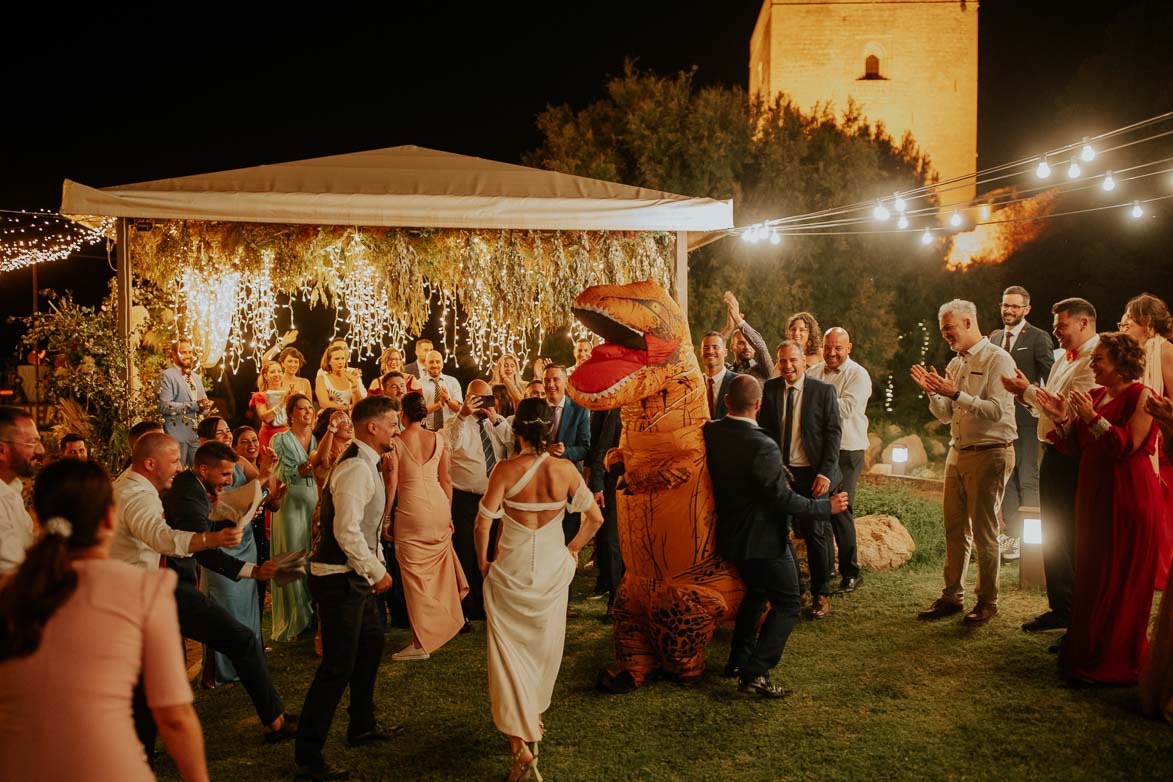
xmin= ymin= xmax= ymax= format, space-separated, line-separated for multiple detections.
xmin=786 ymin=311 xmax=823 ymax=371
xmin=388 ymin=391 xmax=469 ymax=662
xmin=251 ymin=361 xmax=291 ymax=450
xmin=269 ymin=393 xmax=318 ymax=642
xmin=1120 ymin=293 xmax=1173 ymax=590
xmin=474 ymin=398 xmax=604 ymax=782
xmin=0 ymin=460 xmax=207 ymax=781
xmin=490 ymin=353 xmax=525 ymax=409
xmin=1036 ymin=332 xmax=1162 ymax=684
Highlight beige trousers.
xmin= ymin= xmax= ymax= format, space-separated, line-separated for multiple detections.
xmin=941 ymin=444 xmax=1015 ymax=607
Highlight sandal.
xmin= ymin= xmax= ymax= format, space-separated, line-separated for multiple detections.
xmin=508 ymin=743 xmax=542 ymax=782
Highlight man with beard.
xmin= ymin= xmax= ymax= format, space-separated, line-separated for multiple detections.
xmin=0 ymin=406 xmax=44 ymax=580
xmin=158 ymin=339 xmax=214 ymax=466
xmin=721 ymin=291 xmax=773 ymax=385
xmin=700 ymin=331 xmax=739 ymax=419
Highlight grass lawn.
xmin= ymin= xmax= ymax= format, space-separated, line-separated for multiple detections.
xmin=155 ymin=482 xmax=1172 ymax=781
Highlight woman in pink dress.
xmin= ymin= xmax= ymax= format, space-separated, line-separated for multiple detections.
xmin=251 ymin=360 xmax=290 ymax=450
xmin=1037 ymin=332 xmax=1162 ymax=684
xmin=388 ymin=390 xmax=468 ymax=661
xmin=0 ymin=459 xmax=207 ymax=781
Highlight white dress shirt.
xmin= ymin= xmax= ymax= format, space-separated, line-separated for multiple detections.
xmin=782 ymin=375 xmax=811 ymax=468
xmin=447 ymin=413 xmax=512 ymax=495
xmin=0 ymin=476 xmax=34 ymax=575
xmin=998 ymin=318 xmax=1028 ymax=351
xmin=421 ymin=373 xmax=463 ymax=430
xmin=807 ymin=357 xmax=872 ymax=451
xmin=310 ymin=438 xmax=388 ymax=585
xmin=928 ymin=337 xmax=1018 ymax=448
xmin=111 ymin=470 xmax=195 ymax=571
xmin=1023 ymin=334 xmax=1100 ymax=444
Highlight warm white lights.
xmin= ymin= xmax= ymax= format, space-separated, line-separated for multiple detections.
xmin=1023 ymin=517 xmax=1043 ymax=546
xmin=1036 ymin=157 xmax=1052 ymax=179
xmin=1102 ymin=171 xmax=1116 ymax=192
xmin=897 ymin=214 xmax=909 ymax=230
xmin=0 ymin=213 xmax=114 ymax=274
xmin=893 ymin=193 xmax=907 ymax=213
xmin=891 ymin=446 xmax=909 ymax=464
xmin=769 ymin=230 xmax=781 ymax=245
xmin=950 ymin=209 xmax=963 ymax=228
xmin=1080 ymin=139 xmax=1096 ymax=163
xmin=921 ymin=228 xmax=933 ymax=245
xmin=1131 ymin=201 xmax=1144 ymax=219
xmin=873 ymin=201 xmax=890 ymax=222
xmin=979 ymin=204 xmax=991 ymax=220
xmin=1067 ymin=159 xmax=1081 ymax=179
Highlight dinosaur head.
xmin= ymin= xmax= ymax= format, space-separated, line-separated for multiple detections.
xmin=567 ymin=280 xmax=696 ymax=410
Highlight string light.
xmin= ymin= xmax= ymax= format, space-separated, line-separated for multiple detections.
xmin=1036 ymin=157 xmax=1052 ymax=179
xmin=1067 ymin=158 xmax=1081 ymax=179
xmin=921 ymin=228 xmax=933 ymax=245
xmin=873 ymin=201 xmax=890 ymax=222
xmin=1102 ymin=171 xmax=1117 ymax=192
xmin=949 ymin=209 xmax=963 ymax=228
xmin=1131 ymin=201 xmax=1144 ymax=218
xmin=897 ymin=214 xmax=909 ymax=230
xmin=0 ymin=212 xmax=114 ymax=274
xmin=769 ymin=230 xmax=781 ymax=245
xmin=979 ymin=204 xmax=991 ymax=220
xmin=1080 ymin=138 xmax=1096 ymax=163
xmin=893 ymin=193 xmax=907 ymax=213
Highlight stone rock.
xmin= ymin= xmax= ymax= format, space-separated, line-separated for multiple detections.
xmin=789 ymin=514 xmax=915 ymax=577
xmin=864 ymin=432 xmax=884 ymax=469
xmin=868 ymin=463 xmax=893 ymax=475
xmin=882 ymin=434 xmax=928 ymax=470
xmin=928 ymin=438 xmax=948 ymax=459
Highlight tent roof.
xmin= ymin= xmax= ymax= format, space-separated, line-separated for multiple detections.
xmin=60 ymin=145 xmax=733 ymax=233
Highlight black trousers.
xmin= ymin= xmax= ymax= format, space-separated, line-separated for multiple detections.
xmin=831 ymin=450 xmax=865 ymax=580
xmin=174 ymin=579 xmax=284 ymax=724
xmin=594 ymin=476 xmax=625 ymax=604
xmin=1004 ymin=418 xmax=1042 ymax=539
xmin=728 ymin=549 xmax=802 ymax=678
xmin=379 ymin=538 xmax=410 ymax=629
xmin=1039 ymin=444 xmax=1079 ymax=620
xmin=789 ymin=465 xmax=833 ymax=597
xmin=296 ymin=572 xmax=385 ymax=765
xmin=452 ymin=488 xmax=498 ymax=620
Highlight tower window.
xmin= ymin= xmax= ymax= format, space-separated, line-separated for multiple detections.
xmin=860 ymin=54 xmax=885 ymax=80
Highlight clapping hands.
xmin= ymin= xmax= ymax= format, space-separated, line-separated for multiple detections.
xmin=910 ymin=364 xmax=958 ymax=397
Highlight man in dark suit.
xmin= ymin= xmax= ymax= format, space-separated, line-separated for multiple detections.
xmin=759 ymin=340 xmax=842 ymax=619
xmin=161 ymin=441 xmax=296 ymax=744
xmin=586 ymin=407 xmax=624 ymax=615
xmin=700 ymin=331 xmax=739 ymax=419
xmin=990 ymin=286 xmax=1055 ymax=562
xmin=705 ymin=375 xmax=848 ymax=697
xmin=401 ymin=337 xmax=433 ymax=382
xmin=545 ymin=364 xmax=591 ymax=613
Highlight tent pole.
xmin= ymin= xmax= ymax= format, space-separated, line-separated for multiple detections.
xmin=674 ymin=230 xmax=688 ymax=321
xmin=115 ymin=218 xmax=134 ymax=388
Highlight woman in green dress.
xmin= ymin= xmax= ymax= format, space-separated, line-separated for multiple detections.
xmin=268 ymin=393 xmax=318 ymax=641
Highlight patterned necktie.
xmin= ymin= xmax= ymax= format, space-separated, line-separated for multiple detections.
xmin=431 ymin=378 xmax=444 ymax=431
xmin=550 ymin=403 xmax=563 ymax=441
xmin=706 ymin=377 xmax=715 ymax=416
xmin=479 ymin=419 xmax=497 ymax=476
xmin=782 ymin=385 xmax=796 ymax=466
xmin=1003 ymin=330 xmax=1012 ymax=351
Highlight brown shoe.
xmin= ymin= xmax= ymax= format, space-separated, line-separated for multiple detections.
xmin=809 ymin=595 xmax=831 ymax=619
xmin=963 ymin=603 xmax=998 ymax=625
xmin=917 ymin=598 xmax=964 ymax=621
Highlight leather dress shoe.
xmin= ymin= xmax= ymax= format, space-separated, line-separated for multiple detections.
xmin=809 ymin=595 xmax=831 ymax=619
xmin=738 ymin=674 xmax=789 ymax=699
xmin=294 ymin=760 xmax=350 ymax=781
xmin=347 ymin=721 xmax=405 ymax=746
xmin=263 ymin=713 xmax=299 ymax=744
xmin=459 ymin=618 xmax=474 ymax=635
xmin=963 ymin=603 xmax=998 ymax=625
xmin=837 ymin=574 xmax=864 ymax=593
xmin=1022 ymin=611 xmax=1068 ymax=632
xmin=917 ymin=599 xmax=963 ymax=621
xmin=722 ymin=664 xmax=742 ymax=679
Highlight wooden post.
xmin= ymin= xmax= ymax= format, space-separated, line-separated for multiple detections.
xmin=674 ymin=230 xmax=689 ymax=321
xmin=115 ymin=218 xmax=134 ymax=389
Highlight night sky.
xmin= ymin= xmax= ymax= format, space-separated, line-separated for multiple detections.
xmin=0 ymin=0 xmax=1159 ymax=363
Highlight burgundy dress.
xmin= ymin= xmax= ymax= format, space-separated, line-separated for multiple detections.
xmin=1056 ymin=383 xmax=1163 ymax=683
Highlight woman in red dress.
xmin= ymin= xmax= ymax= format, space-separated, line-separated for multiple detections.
xmin=1037 ymin=331 xmax=1162 ymax=684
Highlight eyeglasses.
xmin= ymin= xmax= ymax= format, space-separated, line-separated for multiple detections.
xmin=1000 ymin=304 xmax=1026 ymax=310
xmin=1 ymin=438 xmax=44 ymax=449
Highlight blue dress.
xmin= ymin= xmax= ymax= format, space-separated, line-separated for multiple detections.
xmin=270 ymin=429 xmax=318 ymax=641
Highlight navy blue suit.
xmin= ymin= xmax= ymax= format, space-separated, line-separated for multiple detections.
xmin=758 ymin=376 xmax=842 ymax=598
xmin=705 ymin=369 xmax=739 ymax=420
xmin=704 ymin=416 xmax=830 ymax=678
xmin=551 ymin=395 xmax=591 ymax=555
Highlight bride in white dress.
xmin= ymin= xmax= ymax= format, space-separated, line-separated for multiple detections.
xmin=475 ymin=397 xmax=603 ymax=782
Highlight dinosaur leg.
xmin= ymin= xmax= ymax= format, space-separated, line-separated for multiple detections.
xmin=649 ymin=583 xmax=726 ymax=683
xmin=597 ymin=577 xmax=658 ymax=693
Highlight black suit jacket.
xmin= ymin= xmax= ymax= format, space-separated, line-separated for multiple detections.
xmin=703 ymin=417 xmax=831 ymax=561
xmin=705 ymin=369 xmax=739 ymax=419
xmin=586 ymin=408 xmax=622 ymax=493
xmin=989 ymin=321 xmax=1055 ymax=426
xmin=162 ymin=470 xmax=248 ymax=586
xmin=758 ymin=376 xmax=842 ymax=487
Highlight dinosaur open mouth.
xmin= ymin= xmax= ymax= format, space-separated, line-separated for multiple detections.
xmin=570 ymin=304 xmax=651 ymax=395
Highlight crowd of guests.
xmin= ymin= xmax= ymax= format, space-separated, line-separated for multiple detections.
xmin=1 ymin=285 xmax=1172 ymax=781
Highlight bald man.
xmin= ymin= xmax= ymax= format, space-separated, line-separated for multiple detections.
xmin=420 ymin=350 xmax=462 ymax=430
xmin=807 ymin=328 xmax=872 ymax=592
xmin=447 ymin=378 xmax=512 ymax=621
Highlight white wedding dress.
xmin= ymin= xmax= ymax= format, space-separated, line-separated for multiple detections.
xmin=480 ymin=452 xmax=594 ymax=742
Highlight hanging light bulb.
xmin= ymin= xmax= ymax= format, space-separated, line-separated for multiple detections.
xmin=740 ymin=227 xmax=752 ymax=243
xmin=979 ymin=204 xmax=991 ymax=221
xmin=1036 ymin=157 xmax=1051 ymax=179
xmin=1080 ymin=138 xmax=1095 ymax=163
xmin=1067 ymin=158 xmax=1081 ymax=179
xmin=921 ymin=228 xmax=933 ymax=245
xmin=950 ymin=209 xmax=963 ymax=228
xmin=897 ymin=214 xmax=909 ymax=230
xmin=893 ymin=193 xmax=907 ymax=213
xmin=873 ymin=201 xmax=890 ymax=222
xmin=769 ymin=229 xmax=781 ymax=245
xmin=1131 ymin=201 xmax=1144 ymax=219
xmin=1102 ymin=171 xmax=1116 ymax=192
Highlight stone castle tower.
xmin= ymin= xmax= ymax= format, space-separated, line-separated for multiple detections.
xmin=750 ymin=0 xmax=978 ymax=203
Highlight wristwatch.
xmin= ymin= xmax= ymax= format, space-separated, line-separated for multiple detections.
xmin=951 ymin=390 xmax=962 ymax=401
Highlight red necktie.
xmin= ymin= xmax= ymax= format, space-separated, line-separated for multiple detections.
xmin=1066 ymin=349 xmax=1079 ymax=361
xmin=1002 ymin=330 xmax=1012 ymax=351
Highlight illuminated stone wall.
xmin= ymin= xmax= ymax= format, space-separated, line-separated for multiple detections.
xmin=750 ymin=0 xmax=979 ymax=204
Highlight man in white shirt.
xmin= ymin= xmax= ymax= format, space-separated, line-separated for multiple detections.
xmin=420 ymin=350 xmax=462 ymax=431
xmin=1002 ymin=297 xmax=1098 ymax=633
xmin=912 ymin=299 xmax=1017 ymax=626
xmin=297 ymin=395 xmax=400 ymax=780
xmin=448 ymin=378 xmax=512 ymax=621
xmin=0 ymin=407 xmax=43 ymax=580
xmin=701 ymin=331 xmax=738 ymax=419
xmin=807 ymin=327 xmax=873 ymax=593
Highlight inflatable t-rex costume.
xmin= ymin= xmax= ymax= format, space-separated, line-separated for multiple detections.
xmin=568 ymin=280 xmax=743 ymax=691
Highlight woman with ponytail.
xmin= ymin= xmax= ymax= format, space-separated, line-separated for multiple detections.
xmin=0 ymin=459 xmax=209 ymax=781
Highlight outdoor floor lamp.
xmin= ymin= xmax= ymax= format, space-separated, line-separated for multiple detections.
xmin=1019 ymin=504 xmax=1045 ymax=590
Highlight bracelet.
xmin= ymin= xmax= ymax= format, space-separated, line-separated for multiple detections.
xmin=328 ymin=426 xmax=338 ymax=435
xmin=201 ymin=532 xmax=208 ymax=548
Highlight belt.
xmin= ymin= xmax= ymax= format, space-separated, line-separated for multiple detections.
xmin=957 ymin=441 xmax=1012 ymax=453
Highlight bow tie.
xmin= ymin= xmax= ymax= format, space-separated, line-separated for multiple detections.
xmin=1066 ymin=349 xmax=1079 ymax=361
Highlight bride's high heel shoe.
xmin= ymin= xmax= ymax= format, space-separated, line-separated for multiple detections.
xmin=508 ymin=743 xmax=542 ymax=782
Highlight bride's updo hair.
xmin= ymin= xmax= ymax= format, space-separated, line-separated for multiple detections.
xmin=512 ymin=398 xmax=552 ymax=452
xmin=401 ymin=390 xmax=428 ymax=423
